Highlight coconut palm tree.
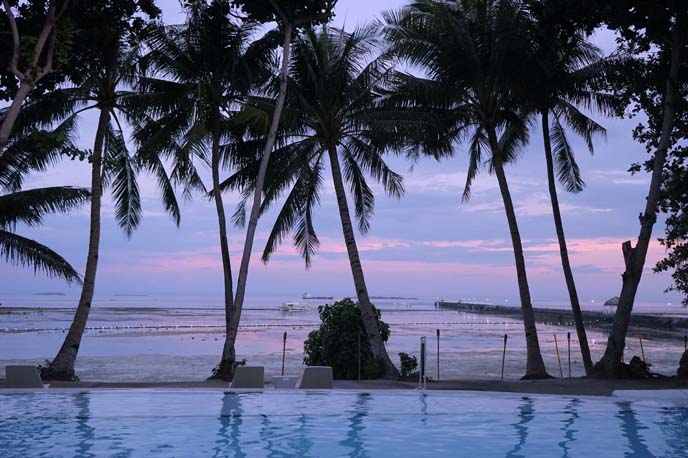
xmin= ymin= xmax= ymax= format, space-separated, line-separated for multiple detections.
xmin=0 ymin=185 xmax=89 ymax=282
xmin=20 ymin=4 xmax=180 ymax=380
xmin=525 ymin=23 xmax=616 ymax=375
xmin=384 ymin=0 xmax=551 ymax=378
xmin=135 ymin=1 xmax=273 ymax=380
xmin=223 ymin=27 xmax=427 ymax=377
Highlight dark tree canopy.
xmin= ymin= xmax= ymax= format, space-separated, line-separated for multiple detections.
xmin=232 ymin=0 xmax=336 ymax=26
xmin=304 ymin=298 xmax=390 ymax=380
xmin=0 ymin=0 xmax=71 ymax=101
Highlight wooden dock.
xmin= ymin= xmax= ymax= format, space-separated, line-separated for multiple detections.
xmin=435 ymin=301 xmax=688 ymax=336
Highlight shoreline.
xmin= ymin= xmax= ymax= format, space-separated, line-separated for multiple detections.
xmin=1 ymin=377 xmax=687 ymax=397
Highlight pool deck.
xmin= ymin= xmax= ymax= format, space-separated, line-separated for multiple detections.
xmin=1 ymin=377 xmax=686 ymax=396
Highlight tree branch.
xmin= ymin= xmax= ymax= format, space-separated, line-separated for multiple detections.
xmin=2 ymin=0 xmax=24 ymax=79
xmin=30 ymin=2 xmax=57 ymax=69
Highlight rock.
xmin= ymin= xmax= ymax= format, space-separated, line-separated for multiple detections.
xmin=678 ymin=351 xmax=688 ymax=378
xmin=628 ymin=356 xmax=652 ymax=379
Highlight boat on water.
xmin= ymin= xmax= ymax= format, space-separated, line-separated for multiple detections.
xmin=302 ymin=292 xmax=334 ymax=300
xmin=279 ymin=302 xmax=313 ymax=312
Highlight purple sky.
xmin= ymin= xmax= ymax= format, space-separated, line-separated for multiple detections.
xmin=1 ymin=0 xmax=681 ymax=305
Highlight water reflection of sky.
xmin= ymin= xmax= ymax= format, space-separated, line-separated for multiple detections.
xmin=0 ymin=391 xmax=686 ymax=457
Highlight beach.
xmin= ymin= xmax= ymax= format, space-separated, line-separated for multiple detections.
xmin=2 ymin=294 xmax=687 ymax=383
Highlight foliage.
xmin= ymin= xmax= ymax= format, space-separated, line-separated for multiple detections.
xmin=232 ymin=0 xmax=336 ymax=27
xmin=383 ymin=0 xmax=536 ymax=198
xmin=223 ymin=27 xmax=415 ymax=266
xmin=12 ymin=0 xmax=179 ymax=236
xmin=303 ymin=298 xmax=390 ymax=380
xmin=398 ymin=352 xmax=417 ymax=377
xmin=0 ymin=186 xmax=89 ymax=283
xmin=0 ymin=0 xmax=71 ymax=101
xmin=655 ymin=136 xmax=688 ymax=306
xmin=134 ymin=0 xmax=273 ymax=197
xmin=536 ymin=0 xmax=688 ymax=307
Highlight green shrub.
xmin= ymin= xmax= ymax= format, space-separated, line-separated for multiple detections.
xmin=303 ymin=298 xmax=390 ymax=380
xmin=398 ymin=352 xmax=418 ymax=377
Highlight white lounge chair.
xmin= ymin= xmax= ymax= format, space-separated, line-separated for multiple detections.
xmin=298 ymin=366 xmax=333 ymax=389
xmin=230 ymin=366 xmax=264 ymax=389
xmin=5 ymin=365 xmax=46 ymax=388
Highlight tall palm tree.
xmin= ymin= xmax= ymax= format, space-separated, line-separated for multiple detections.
xmin=385 ymin=0 xmax=551 ymax=378
xmin=525 ymin=24 xmax=615 ymax=375
xmin=224 ymin=27 xmax=422 ymax=377
xmin=136 ymin=1 xmax=273 ymax=380
xmin=22 ymin=8 xmax=180 ymax=381
xmin=0 ymin=185 xmax=89 ymax=282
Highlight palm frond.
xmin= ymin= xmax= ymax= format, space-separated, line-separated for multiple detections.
xmin=0 ymin=187 xmax=90 ymax=229
xmin=551 ymin=114 xmax=584 ymax=193
xmin=104 ymin=125 xmax=142 ymax=237
xmin=0 ymin=230 xmax=82 ymax=284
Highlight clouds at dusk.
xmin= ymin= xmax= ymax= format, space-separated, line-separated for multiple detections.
xmin=0 ymin=0 xmax=680 ymax=305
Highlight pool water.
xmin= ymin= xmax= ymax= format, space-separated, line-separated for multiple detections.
xmin=1 ymin=390 xmax=687 ymax=457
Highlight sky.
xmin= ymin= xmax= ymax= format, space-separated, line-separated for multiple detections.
xmin=1 ymin=0 xmax=682 ymax=305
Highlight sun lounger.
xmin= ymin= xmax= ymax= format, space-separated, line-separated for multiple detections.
xmin=5 ymin=365 xmax=46 ymax=388
xmin=298 ymin=366 xmax=333 ymax=389
xmin=229 ymin=366 xmax=264 ymax=389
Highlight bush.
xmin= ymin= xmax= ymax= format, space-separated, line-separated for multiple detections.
xmin=303 ymin=298 xmax=390 ymax=380
xmin=398 ymin=352 xmax=418 ymax=377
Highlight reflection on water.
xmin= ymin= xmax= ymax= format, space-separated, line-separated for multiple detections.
xmin=506 ymin=397 xmax=535 ymax=458
xmin=1 ymin=392 xmax=687 ymax=457
xmin=74 ymin=393 xmax=96 ymax=458
xmin=339 ymin=393 xmax=371 ymax=458
xmin=617 ymin=401 xmax=655 ymax=458
xmin=558 ymin=399 xmax=581 ymax=458
xmin=215 ymin=393 xmax=246 ymax=458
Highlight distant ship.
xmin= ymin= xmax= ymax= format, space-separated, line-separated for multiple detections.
xmin=302 ymin=292 xmax=334 ymax=300
xmin=279 ymin=302 xmax=313 ymax=312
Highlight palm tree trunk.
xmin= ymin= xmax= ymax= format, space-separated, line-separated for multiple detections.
xmin=209 ymin=120 xmax=236 ymax=381
xmin=230 ymin=22 xmax=293 ymax=350
xmin=0 ymin=80 xmax=33 ymax=153
xmin=595 ymin=33 xmax=683 ymax=378
xmin=541 ymin=111 xmax=593 ymax=375
xmin=43 ymin=107 xmax=109 ymax=381
xmin=327 ymin=145 xmax=399 ymax=378
xmin=487 ymin=128 xmax=550 ymax=379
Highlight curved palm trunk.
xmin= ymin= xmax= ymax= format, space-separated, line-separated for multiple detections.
xmin=327 ymin=145 xmax=399 ymax=377
xmin=209 ymin=122 xmax=236 ymax=381
xmin=594 ymin=34 xmax=682 ymax=378
xmin=487 ymin=128 xmax=549 ymax=379
xmin=228 ymin=23 xmax=294 ymax=367
xmin=541 ymin=111 xmax=593 ymax=375
xmin=43 ymin=107 xmax=109 ymax=381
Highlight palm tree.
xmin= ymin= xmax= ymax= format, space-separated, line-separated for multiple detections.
xmin=136 ymin=1 xmax=273 ymax=380
xmin=224 ymin=27 xmax=418 ymax=377
xmin=0 ymin=186 xmax=89 ymax=282
xmin=525 ymin=24 xmax=615 ymax=375
xmin=385 ymin=0 xmax=551 ymax=378
xmin=22 ymin=6 xmax=179 ymax=381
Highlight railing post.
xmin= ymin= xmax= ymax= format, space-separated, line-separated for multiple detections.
xmin=501 ymin=334 xmax=508 ymax=381
xmin=436 ymin=329 xmax=440 ymax=381
xmin=419 ymin=336 xmax=427 ymax=390
xmin=567 ymin=332 xmax=571 ymax=378
xmin=281 ymin=331 xmax=287 ymax=376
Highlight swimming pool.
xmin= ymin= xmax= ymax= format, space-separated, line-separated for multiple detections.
xmin=1 ymin=390 xmax=686 ymax=457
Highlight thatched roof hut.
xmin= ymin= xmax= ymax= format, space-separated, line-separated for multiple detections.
xmin=604 ymin=296 xmax=620 ymax=307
